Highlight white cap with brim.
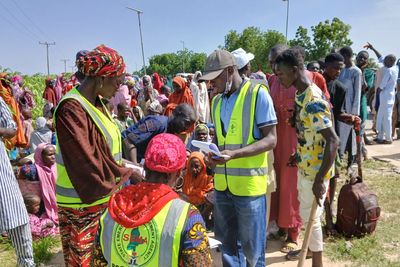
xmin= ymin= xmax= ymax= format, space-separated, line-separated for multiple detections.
xmin=200 ymin=50 xmax=236 ymax=81
xmin=231 ymin=48 xmax=255 ymax=70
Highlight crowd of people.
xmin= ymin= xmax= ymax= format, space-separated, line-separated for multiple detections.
xmin=0 ymin=40 xmax=398 ymax=267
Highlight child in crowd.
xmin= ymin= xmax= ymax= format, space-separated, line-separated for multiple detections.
xmin=182 ymin=152 xmax=214 ymax=228
xmin=187 ymin=124 xmax=210 ymax=152
xmin=23 ymin=194 xmax=58 ymax=239
xmin=132 ymin=106 xmax=144 ymax=121
xmin=114 ymin=103 xmax=135 ymax=132
xmin=207 ymin=123 xmax=215 ymax=143
xmin=21 ymin=108 xmax=34 ymax=148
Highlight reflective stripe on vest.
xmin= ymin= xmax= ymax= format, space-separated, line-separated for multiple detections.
xmin=100 ymin=198 xmax=189 ymax=267
xmin=211 ymin=80 xmax=269 ymax=196
xmin=55 ymin=88 xmax=122 ymax=207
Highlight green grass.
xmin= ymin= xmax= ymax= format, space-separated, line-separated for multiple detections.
xmin=33 ymin=236 xmax=61 ymax=264
xmin=0 ymin=235 xmax=61 ymax=266
xmin=325 ymin=160 xmax=400 ymax=267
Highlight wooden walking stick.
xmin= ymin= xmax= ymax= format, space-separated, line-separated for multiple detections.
xmin=297 ymin=199 xmax=319 ymax=267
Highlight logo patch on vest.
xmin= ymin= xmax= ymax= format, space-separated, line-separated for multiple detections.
xmin=114 ymin=221 xmax=158 ymax=266
xmin=229 ymin=118 xmax=238 ymax=136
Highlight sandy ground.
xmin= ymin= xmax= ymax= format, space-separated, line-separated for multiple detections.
xmin=45 ymin=120 xmax=398 ymax=267
xmin=46 ymin=238 xmax=348 ymax=267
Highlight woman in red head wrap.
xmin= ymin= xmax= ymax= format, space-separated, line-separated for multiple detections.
xmin=92 ymin=134 xmax=212 ymax=266
xmin=55 ymin=44 xmax=142 ymax=266
xmin=152 ymin=72 xmax=164 ymax=93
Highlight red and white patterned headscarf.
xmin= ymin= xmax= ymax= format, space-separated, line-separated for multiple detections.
xmin=76 ymin=44 xmax=126 ymax=78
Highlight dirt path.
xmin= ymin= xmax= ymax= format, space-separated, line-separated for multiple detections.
xmin=47 ymin=118 xmax=398 ymax=267
xmin=209 ymin=239 xmax=347 ymax=267
xmin=46 ymin=239 xmax=346 ymax=267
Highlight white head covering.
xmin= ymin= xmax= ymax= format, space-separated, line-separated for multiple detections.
xmin=36 ymin=117 xmax=47 ymax=129
xmin=231 ymin=48 xmax=255 ymax=70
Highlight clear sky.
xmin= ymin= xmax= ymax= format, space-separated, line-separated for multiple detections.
xmin=0 ymin=0 xmax=399 ymax=75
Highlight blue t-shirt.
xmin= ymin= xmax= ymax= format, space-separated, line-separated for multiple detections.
xmin=122 ymin=115 xmax=169 ymax=161
xmin=219 ymin=83 xmax=277 ymax=139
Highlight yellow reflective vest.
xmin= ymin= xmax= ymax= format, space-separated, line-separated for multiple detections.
xmin=99 ymin=198 xmax=189 ymax=267
xmin=55 ymin=88 xmax=123 ymax=208
xmin=211 ymin=80 xmax=269 ymax=196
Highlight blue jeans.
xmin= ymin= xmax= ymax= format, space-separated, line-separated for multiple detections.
xmin=214 ymin=190 xmax=266 ymax=267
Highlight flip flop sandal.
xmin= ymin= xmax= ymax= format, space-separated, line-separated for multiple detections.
xmin=280 ymin=242 xmax=297 ymax=253
xmin=286 ymin=249 xmax=312 ymax=261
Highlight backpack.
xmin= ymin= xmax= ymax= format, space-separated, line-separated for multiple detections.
xmin=336 ymin=177 xmax=381 ymax=237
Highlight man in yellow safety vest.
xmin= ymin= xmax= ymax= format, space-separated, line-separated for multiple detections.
xmin=201 ymin=49 xmax=277 ymax=266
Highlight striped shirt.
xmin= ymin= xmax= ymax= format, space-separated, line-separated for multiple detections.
xmin=0 ymin=96 xmax=29 ymax=230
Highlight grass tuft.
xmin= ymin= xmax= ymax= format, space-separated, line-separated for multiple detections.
xmin=325 ymin=159 xmax=400 ymax=266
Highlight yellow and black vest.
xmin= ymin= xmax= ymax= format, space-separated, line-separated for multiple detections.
xmin=211 ymin=81 xmax=269 ymax=196
xmin=55 ymin=88 xmax=122 ymax=208
xmin=99 ymin=198 xmax=189 ymax=266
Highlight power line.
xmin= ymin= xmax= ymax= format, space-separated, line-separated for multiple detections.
xmin=10 ymin=0 xmax=49 ymax=40
xmin=0 ymin=1 xmax=40 ymax=41
xmin=39 ymin=42 xmax=56 ymax=75
xmin=0 ymin=11 xmax=36 ymax=42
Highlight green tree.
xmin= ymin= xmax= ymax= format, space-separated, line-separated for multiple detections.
xmin=147 ymin=50 xmax=207 ymax=76
xmin=290 ymin=17 xmax=352 ymax=61
xmin=223 ymin=27 xmax=286 ymax=72
xmin=289 ymin=26 xmax=312 ymax=55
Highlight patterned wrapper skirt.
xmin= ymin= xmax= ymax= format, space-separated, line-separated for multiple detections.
xmin=58 ymin=203 xmax=107 ymax=267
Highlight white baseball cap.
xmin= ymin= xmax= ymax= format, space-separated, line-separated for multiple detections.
xmin=231 ymin=48 xmax=255 ymax=70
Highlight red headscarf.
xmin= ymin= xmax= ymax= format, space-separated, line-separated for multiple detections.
xmin=43 ymin=77 xmax=57 ymax=107
xmin=108 ymin=182 xmax=178 ymax=228
xmin=152 ymin=72 xmax=164 ymax=93
xmin=108 ymin=133 xmax=187 ymax=228
xmin=164 ymin=76 xmax=195 ymax=116
xmin=182 ymin=152 xmax=213 ymax=206
xmin=145 ymin=133 xmax=187 ymax=173
xmin=76 ymin=44 xmax=126 ymax=78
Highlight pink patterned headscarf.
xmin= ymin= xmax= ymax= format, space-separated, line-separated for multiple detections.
xmin=34 ymin=143 xmax=58 ymax=224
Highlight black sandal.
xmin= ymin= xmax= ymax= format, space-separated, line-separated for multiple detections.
xmin=286 ymin=249 xmax=312 ymax=261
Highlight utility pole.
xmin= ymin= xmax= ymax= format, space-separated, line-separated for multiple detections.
xmin=60 ymin=59 xmax=69 ymax=73
xmin=127 ymin=7 xmax=146 ymax=75
xmin=282 ymin=0 xmax=290 ymax=42
xmin=39 ymin=41 xmax=56 ymax=75
xmin=180 ymin=40 xmax=185 ymax=73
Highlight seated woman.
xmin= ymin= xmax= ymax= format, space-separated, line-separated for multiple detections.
xmin=164 ymin=76 xmax=195 ymax=116
xmin=182 ymin=152 xmax=214 ymax=227
xmin=92 ymin=134 xmax=211 ymax=266
xmin=187 ymin=124 xmax=210 ymax=152
xmin=18 ymin=143 xmax=58 ymax=224
xmin=29 ymin=117 xmax=52 ymax=153
xmin=23 ymin=194 xmax=58 ymax=239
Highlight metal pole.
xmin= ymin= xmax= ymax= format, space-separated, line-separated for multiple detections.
xmin=137 ymin=12 xmax=146 ymax=75
xmin=284 ymin=0 xmax=290 ymax=42
xmin=180 ymin=40 xmax=185 ymax=73
xmin=46 ymin=44 xmax=50 ymax=75
xmin=127 ymin=7 xmax=146 ymax=76
xmin=61 ymin=59 xmax=70 ymax=73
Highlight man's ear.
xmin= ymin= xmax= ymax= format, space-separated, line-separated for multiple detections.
xmin=227 ymin=66 xmax=235 ymax=75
